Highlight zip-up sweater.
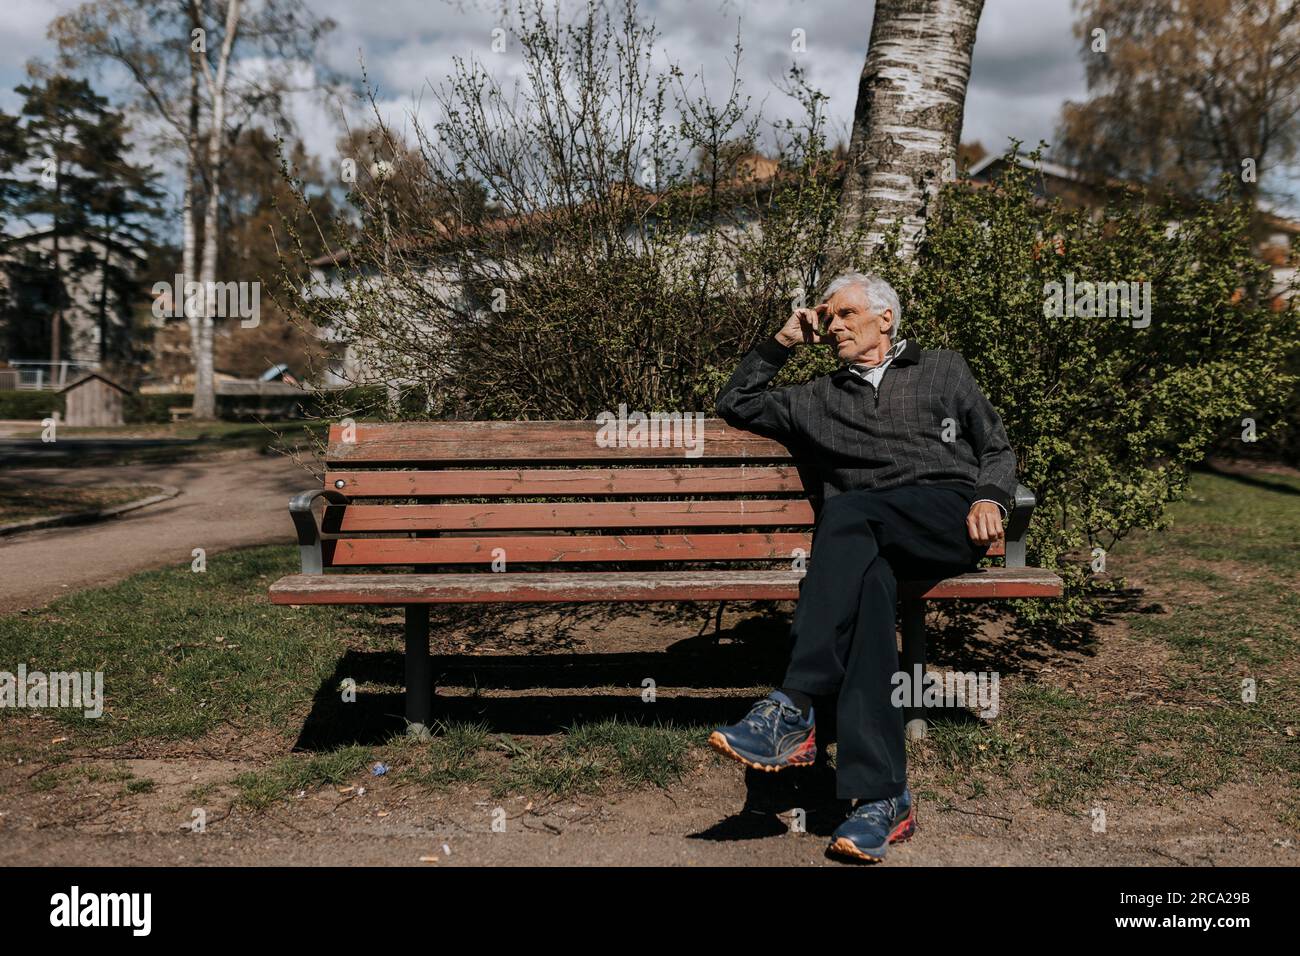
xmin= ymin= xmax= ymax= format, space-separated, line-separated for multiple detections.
xmin=714 ymin=336 xmax=1019 ymax=512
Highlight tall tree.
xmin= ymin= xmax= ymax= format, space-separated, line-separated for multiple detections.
xmin=51 ymin=0 xmax=336 ymax=418
xmin=212 ymin=128 xmax=336 ymax=378
xmin=81 ymin=104 xmax=164 ymax=364
xmin=4 ymin=75 xmax=161 ymax=366
xmin=0 ymin=110 xmax=25 ymax=236
xmin=1059 ymin=0 xmax=1300 ymax=211
xmin=13 ymin=76 xmax=106 ymax=363
xmin=0 ymin=111 xmax=24 ymax=358
xmin=836 ymin=0 xmax=986 ymax=264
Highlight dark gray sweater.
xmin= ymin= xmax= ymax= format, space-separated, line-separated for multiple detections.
xmin=715 ymin=337 xmax=1019 ymax=512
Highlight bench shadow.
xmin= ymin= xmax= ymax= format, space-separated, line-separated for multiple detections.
xmin=293 ymin=590 xmax=1135 ymax=753
xmin=293 ymin=609 xmax=797 ymax=750
xmin=291 ymin=598 xmax=1086 ymax=847
xmin=922 ymin=580 xmax=1162 ymax=674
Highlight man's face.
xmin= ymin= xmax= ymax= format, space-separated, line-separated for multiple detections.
xmin=818 ymin=284 xmax=894 ymax=364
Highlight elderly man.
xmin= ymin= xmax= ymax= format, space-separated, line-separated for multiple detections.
xmin=710 ymin=272 xmax=1017 ymax=864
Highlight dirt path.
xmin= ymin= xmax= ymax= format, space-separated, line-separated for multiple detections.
xmin=0 ymin=742 xmax=1291 ymax=866
xmin=0 ymin=452 xmax=310 ymax=613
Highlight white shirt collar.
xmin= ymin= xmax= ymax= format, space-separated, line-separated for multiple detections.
xmin=848 ymin=338 xmax=907 ymax=378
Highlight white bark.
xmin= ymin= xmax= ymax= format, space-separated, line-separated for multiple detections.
xmin=837 ymin=0 xmax=985 ymax=264
xmin=191 ymin=0 xmax=242 ymax=420
xmin=183 ymin=36 xmax=200 ymax=404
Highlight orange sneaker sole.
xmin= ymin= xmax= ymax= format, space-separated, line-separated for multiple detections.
xmin=707 ymin=728 xmax=816 ymax=772
xmin=827 ymin=807 xmax=917 ymax=863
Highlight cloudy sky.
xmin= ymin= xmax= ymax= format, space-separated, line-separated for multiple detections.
xmin=0 ymin=0 xmax=1115 ymax=224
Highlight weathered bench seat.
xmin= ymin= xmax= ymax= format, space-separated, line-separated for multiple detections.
xmin=269 ymin=419 xmax=1062 ymax=738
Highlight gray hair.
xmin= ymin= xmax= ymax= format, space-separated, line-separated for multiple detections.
xmin=822 ymin=272 xmax=902 ymax=338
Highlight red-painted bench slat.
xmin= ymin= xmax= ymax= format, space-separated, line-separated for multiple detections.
xmin=270 ymin=567 xmax=1064 ymax=604
xmin=321 ymin=503 xmax=1008 ymax=557
xmin=326 ymin=419 xmax=790 ymax=464
xmin=326 ymin=499 xmax=817 ymax=530
xmin=324 ymin=465 xmax=807 ymax=497
xmin=323 ymin=532 xmax=815 ymax=566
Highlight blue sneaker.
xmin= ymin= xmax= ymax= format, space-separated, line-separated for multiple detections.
xmin=708 ymin=691 xmax=816 ymax=772
xmin=827 ymin=787 xmax=916 ymax=863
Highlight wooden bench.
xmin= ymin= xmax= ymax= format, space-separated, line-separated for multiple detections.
xmin=269 ymin=419 xmax=1063 ymax=739
xmin=169 ymin=405 xmax=193 ymax=424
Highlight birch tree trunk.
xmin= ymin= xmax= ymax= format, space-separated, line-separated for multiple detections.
xmin=183 ymin=35 xmax=200 ymax=407
xmin=837 ymin=0 xmax=985 ymax=264
xmin=192 ymin=0 xmax=242 ymax=420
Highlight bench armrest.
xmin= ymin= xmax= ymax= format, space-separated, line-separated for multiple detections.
xmin=289 ymin=488 xmax=348 ymax=574
xmin=1003 ymin=483 xmax=1036 ymax=568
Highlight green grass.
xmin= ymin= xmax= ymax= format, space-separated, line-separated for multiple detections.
xmin=4 ymin=465 xmax=1296 ymax=819
xmin=0 ymin=545 xmax=347 ymax=744
xmin=493 ymin=719 xmax=695 ymax=798
xmin=235 ymin=745 xmax=374 ymax=810
xmin=393 ymin=720 xmax=496 ymax=789
xmin=1122 ymin=468 xmax=1300 ymax=572
xmin=921 ymin=467 xmax=1300 ymax=816
xmin=0 ymin=543 xmax=701 ymax=807
xmin=225 ymin=718 xmax=698 ymax=809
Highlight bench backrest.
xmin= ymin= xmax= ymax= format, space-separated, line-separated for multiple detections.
xmin=315 ymin=418 xmax=1007 ymax=572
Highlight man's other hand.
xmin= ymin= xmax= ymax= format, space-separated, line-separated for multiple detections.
xmin=966 ymin=501 xmax=1005 ymax=546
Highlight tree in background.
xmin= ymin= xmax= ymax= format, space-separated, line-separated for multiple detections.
xmin=52 ymin=0 xmax=336 ymax=418
xmin=2 ymin=74 xmax=161 ymax=367
xmin=835 ymin=0 xmax=985 ymax=264
xmin=11 ymin=75 xmax=103 ymax=364
xmin=281 ymin=0 xmax=865 ymax=421
xmin=1059 ymin=0 xmax=1300 ymax=213
xmin=80 ymin=102 xmax=165 ymax=367
xmin=213 ymin=127 xmax=336 ymax=378
xmin=0 ymin=111 xmax=28 ymax=360
xmin=0 ymin=110 xmax=24 ymax=235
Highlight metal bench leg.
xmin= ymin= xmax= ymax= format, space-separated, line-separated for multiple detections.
xmin=405 ymin=605 xmax=432 ymax=738
xmin=901 ymin=598 xmax=927 ymax=742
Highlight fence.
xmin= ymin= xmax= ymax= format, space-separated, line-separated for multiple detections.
xmin=1 ymin=361 xmax=101 ymax=391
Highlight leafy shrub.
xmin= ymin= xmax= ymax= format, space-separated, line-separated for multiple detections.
xmin=0 ymin=390 xmax=64 ymax=420
xmin=886 ymin=153 xmax=1297 ymax=623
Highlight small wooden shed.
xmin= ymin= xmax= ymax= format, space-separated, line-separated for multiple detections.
xmin=59 ymin=372 xmax=131 ymax=427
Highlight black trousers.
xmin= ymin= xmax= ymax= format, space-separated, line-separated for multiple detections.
xmin=781 ymin=483 xmax=988 ymax=801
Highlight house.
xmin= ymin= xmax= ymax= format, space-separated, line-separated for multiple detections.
xmin=307 ymin=149 xmax=1298 ymax=385
xmin=59 ymin=371 xmax=131 ymax=427
xmin=966 ymin=152 xmax=1299 ymax=304
xmin=0 ymin=229 xmax=149 ymax=370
